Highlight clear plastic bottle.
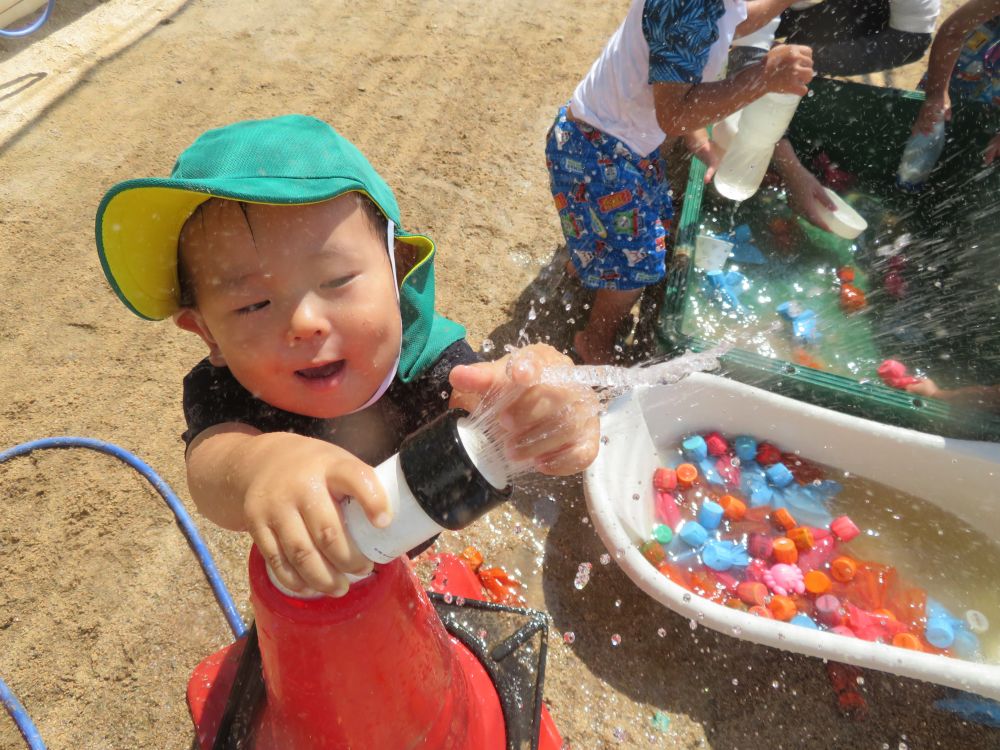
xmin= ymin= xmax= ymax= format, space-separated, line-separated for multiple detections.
xmin=896 ymin=120 xmax=945 ymax=191
xmin=713 ymin=92 xmax=801 ymax=202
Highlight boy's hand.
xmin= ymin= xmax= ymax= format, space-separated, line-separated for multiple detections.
xmin=241 ymin=433 xmax=390 ymax=596
xmin=760 ymin=44 xmax=814 ymax=96
xmin=449 ymin=344 xmax=601 ymax=476
xmin=914 ymin=94 xmax=951 ymax=135
xmin=904 ymin=378 xmax=942 ymax=400
xmin=685 ymin=133 xmax=724 ymax=182
xmin=984 ymin=133 xmax=1000 ymax=165
xmin=783 ymin=161 xmax=835 ymax=231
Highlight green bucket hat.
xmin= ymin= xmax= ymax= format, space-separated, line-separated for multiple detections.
xmin=95 ymin=114 xmax=464 ymax=381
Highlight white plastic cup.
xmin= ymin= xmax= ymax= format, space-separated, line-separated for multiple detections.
xmin=812 ymin=188 xmax=867 ymax=239
xmin=695 ymin=234 xmax=735 ymax=271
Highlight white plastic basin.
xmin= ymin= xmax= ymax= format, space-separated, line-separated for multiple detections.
xmin=584 ymin=372 xmax=1000 ymax=699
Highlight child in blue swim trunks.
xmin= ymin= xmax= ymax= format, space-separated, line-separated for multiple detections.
xmin=546 ymin=0 xmax=815 ymax=364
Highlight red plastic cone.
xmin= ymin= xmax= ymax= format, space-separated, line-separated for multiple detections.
xmin=247 ymin=546 xmax=505 ymax=749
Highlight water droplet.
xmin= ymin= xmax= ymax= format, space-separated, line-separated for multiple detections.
xmin=772 ymin=680 xmax=780 ymax=689
xmin=731 ymin=678 xmax=739 ymax=686
xmin=455 ymin=596 xmax=465 ymax=606
xmin=478 ymin=628 xmax=489 ymax=640
xmin=600 ymin=553 xmax=611 ymax=565
xmin=631 ymin=493 xmax=640 ymax=501
xmin=688 ymin=619 xmax=698 ymax=631
xmin=574 ymin=562 xmax=592 ymax=590
xmin=563 ymin=631 xmax=575 ymax=644
xmin=613 ymin=727 xmax=626 ymax=741
xmin=440 ymin=390 xmax=449 ymax=400
xmin=481 ymin=338 xmax=494 ymax=353
xmin=657 ymin=627 xmax=667 ymax=637
xmin=611 ymin=633 xmax=622 ymax=647
xmin=614 ymin=599 xmax=622 ymax=608
xmin=731 ymin=625 xmax=742 ymax=636
xmin=600 ymin=435 xmax=610 ymax=444
xmin=443 ymin=593 xmax=453 ymax=604
xmin=682 ymin=593 xmax=692 ymax=603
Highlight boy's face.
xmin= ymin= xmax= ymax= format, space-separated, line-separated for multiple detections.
xmin=174 ymin=195 xmax=402 ymax=419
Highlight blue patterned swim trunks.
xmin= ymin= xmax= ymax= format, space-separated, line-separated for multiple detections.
xmin=545 ymin=105 xmax=673 ymax=291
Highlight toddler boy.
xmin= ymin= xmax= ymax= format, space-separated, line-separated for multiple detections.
xmin=97 ymin=114 xmax=599 ymax=597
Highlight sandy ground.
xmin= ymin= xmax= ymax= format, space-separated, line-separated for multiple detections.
xmin=2 ymin=0 xmax=998 ymax=748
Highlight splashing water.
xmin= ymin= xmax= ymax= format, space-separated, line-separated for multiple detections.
xmin=458 ymin=345 xmax=728 ymax=489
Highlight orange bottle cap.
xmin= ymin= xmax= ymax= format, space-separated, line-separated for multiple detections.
xmin=769 ymin=594 xmax=798 ymax=621
xmin=719 ymin=495 xmax=747 ymax=521
xmin=772 ymin=537 xmax=799 ymax=564
xmin=892 ymin=632 xmax=923 ymax=651
xmin=737 ymin=581 xmax=769 ymax=607
xmin=830 ymin=556 xmax=857 ymax=583
xmin=676 ymin=463 xmax=699 ymax=487
xmin=772 ymin=508 xmax=797 ymax=532
xmin=788 ymin=527 xmax=815 ymax=551
xmin=749 ymin=605 xmax=774 ymax=619
xmin=804 ymin=570 xmax=831 ymax=596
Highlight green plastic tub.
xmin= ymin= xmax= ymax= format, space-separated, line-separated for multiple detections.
xmin=657 ymin=77 xmax=1000 ymax=441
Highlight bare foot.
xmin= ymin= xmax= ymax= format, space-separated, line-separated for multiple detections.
xmin=573 ymin=330 xmax=618 ymax=365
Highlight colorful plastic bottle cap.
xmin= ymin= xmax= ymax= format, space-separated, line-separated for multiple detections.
xmin=771 ymin=508 xmax=797 ymax=532
xmin=830 ymin=625 xmax=856 ymax=638
xmin=749 ymin=484 xmax=774 ymax=507
xmin=788 ymin=527 xmax=815 ymax=551
xmin=737 ymin=581 xmax=769 ymax=607
xmin=772 ymin=537 xmax=799 ymax=564
xmin=653 ymin=467 xmax=677 ymax=492
xmin=966 ymin=610 xmax=990 ymax=634
xmin=837 ymin=266 xmax=855 ymax=283
xmin=756 ymin=443 xmax=782 ymax=466
xmin=791 ymin=613 xmax=819 ymax=629
xmin=748 ymin=533 xmax=773 ymax=561
xmin=704 ymin=432 xmax=729 ymax=457
xmin=769 ymin=594 xmax=797 ymax=621
xmin=655 ymin=491 xmax=681 ymax=529
xmin=830 ymin=556 xmax=857 ymax=583
xmin=815 ymin=594 xmax=842 ymax=626
xmin=804 ymin=570 xmax=831 ymax=596
xmin=719 ymin=495 xmax=747 ymax=521
xmin=830 ymin=516 xmax=861 ymax=542
xmin=682 ymin=435 xmax=708 ymax=461
xmin=679 ymin=520 xmax=709 ymax=548
xmin=653 ymin=524 xmax=674 ymax=544
xmin=765 ymin=463 xmax=794 ymax=488
xmin=702 ymin=541 xmax=734 ymax=572
xmin=641 ymin=540 xmax=667 ymax=566
xmin=892 ymin=632 xmax=923 ymax=651
xmin=734 ymin=436 xmax=757 ymax=462
xmin=749 ymin=605 xmax=774 ymax=619
xmin=676 ymin=463 xmax=699 ymax=489
xmin=813 ymin=187 xmax=867 ymax=240
xmin=925 ymin=618 xmax=956 ymax=649
xmin=698 ymin=499 xmax=725 ymax=530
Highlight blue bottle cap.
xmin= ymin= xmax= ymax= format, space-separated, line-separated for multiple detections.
xmin=702 ymin=541 xmax=732 ymax=572
xmin=679 ymin=521 xmax=709 ymax=548
xmin=925 ymin=617 xmax=956 ymax=649
xmin=734 ymin=436 xmax=758 ymax=462
xmin=791 ymin=613 xmax=819 ymax=629
xmin=682 ymin=435 xmax=708 ymax=461
xmin=749 ymin=484 xmax=774 ymax=507
xmin=766 ymin=463 xmax=795 ymax=488
xmin=698 ymin=500 xmax=724 ymax=530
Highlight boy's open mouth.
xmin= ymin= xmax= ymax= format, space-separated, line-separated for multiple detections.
xmin=295 ymin=360 xmax=345 ymax=380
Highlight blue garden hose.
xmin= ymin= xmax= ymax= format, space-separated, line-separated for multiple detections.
xmin=0 ymin=436 xmax=248 ymax=748
xmin=0 ymin=0 xmax=55 ymax=38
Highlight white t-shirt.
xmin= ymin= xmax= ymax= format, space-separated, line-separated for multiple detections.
xmin=570 ymin=0 xmax=746 ymax=156
xmin=889 ymin=0 xmax=940 ymax=34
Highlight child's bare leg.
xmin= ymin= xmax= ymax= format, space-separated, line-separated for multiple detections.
xmin=574 ymin=287 xmax=642 ymax=365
